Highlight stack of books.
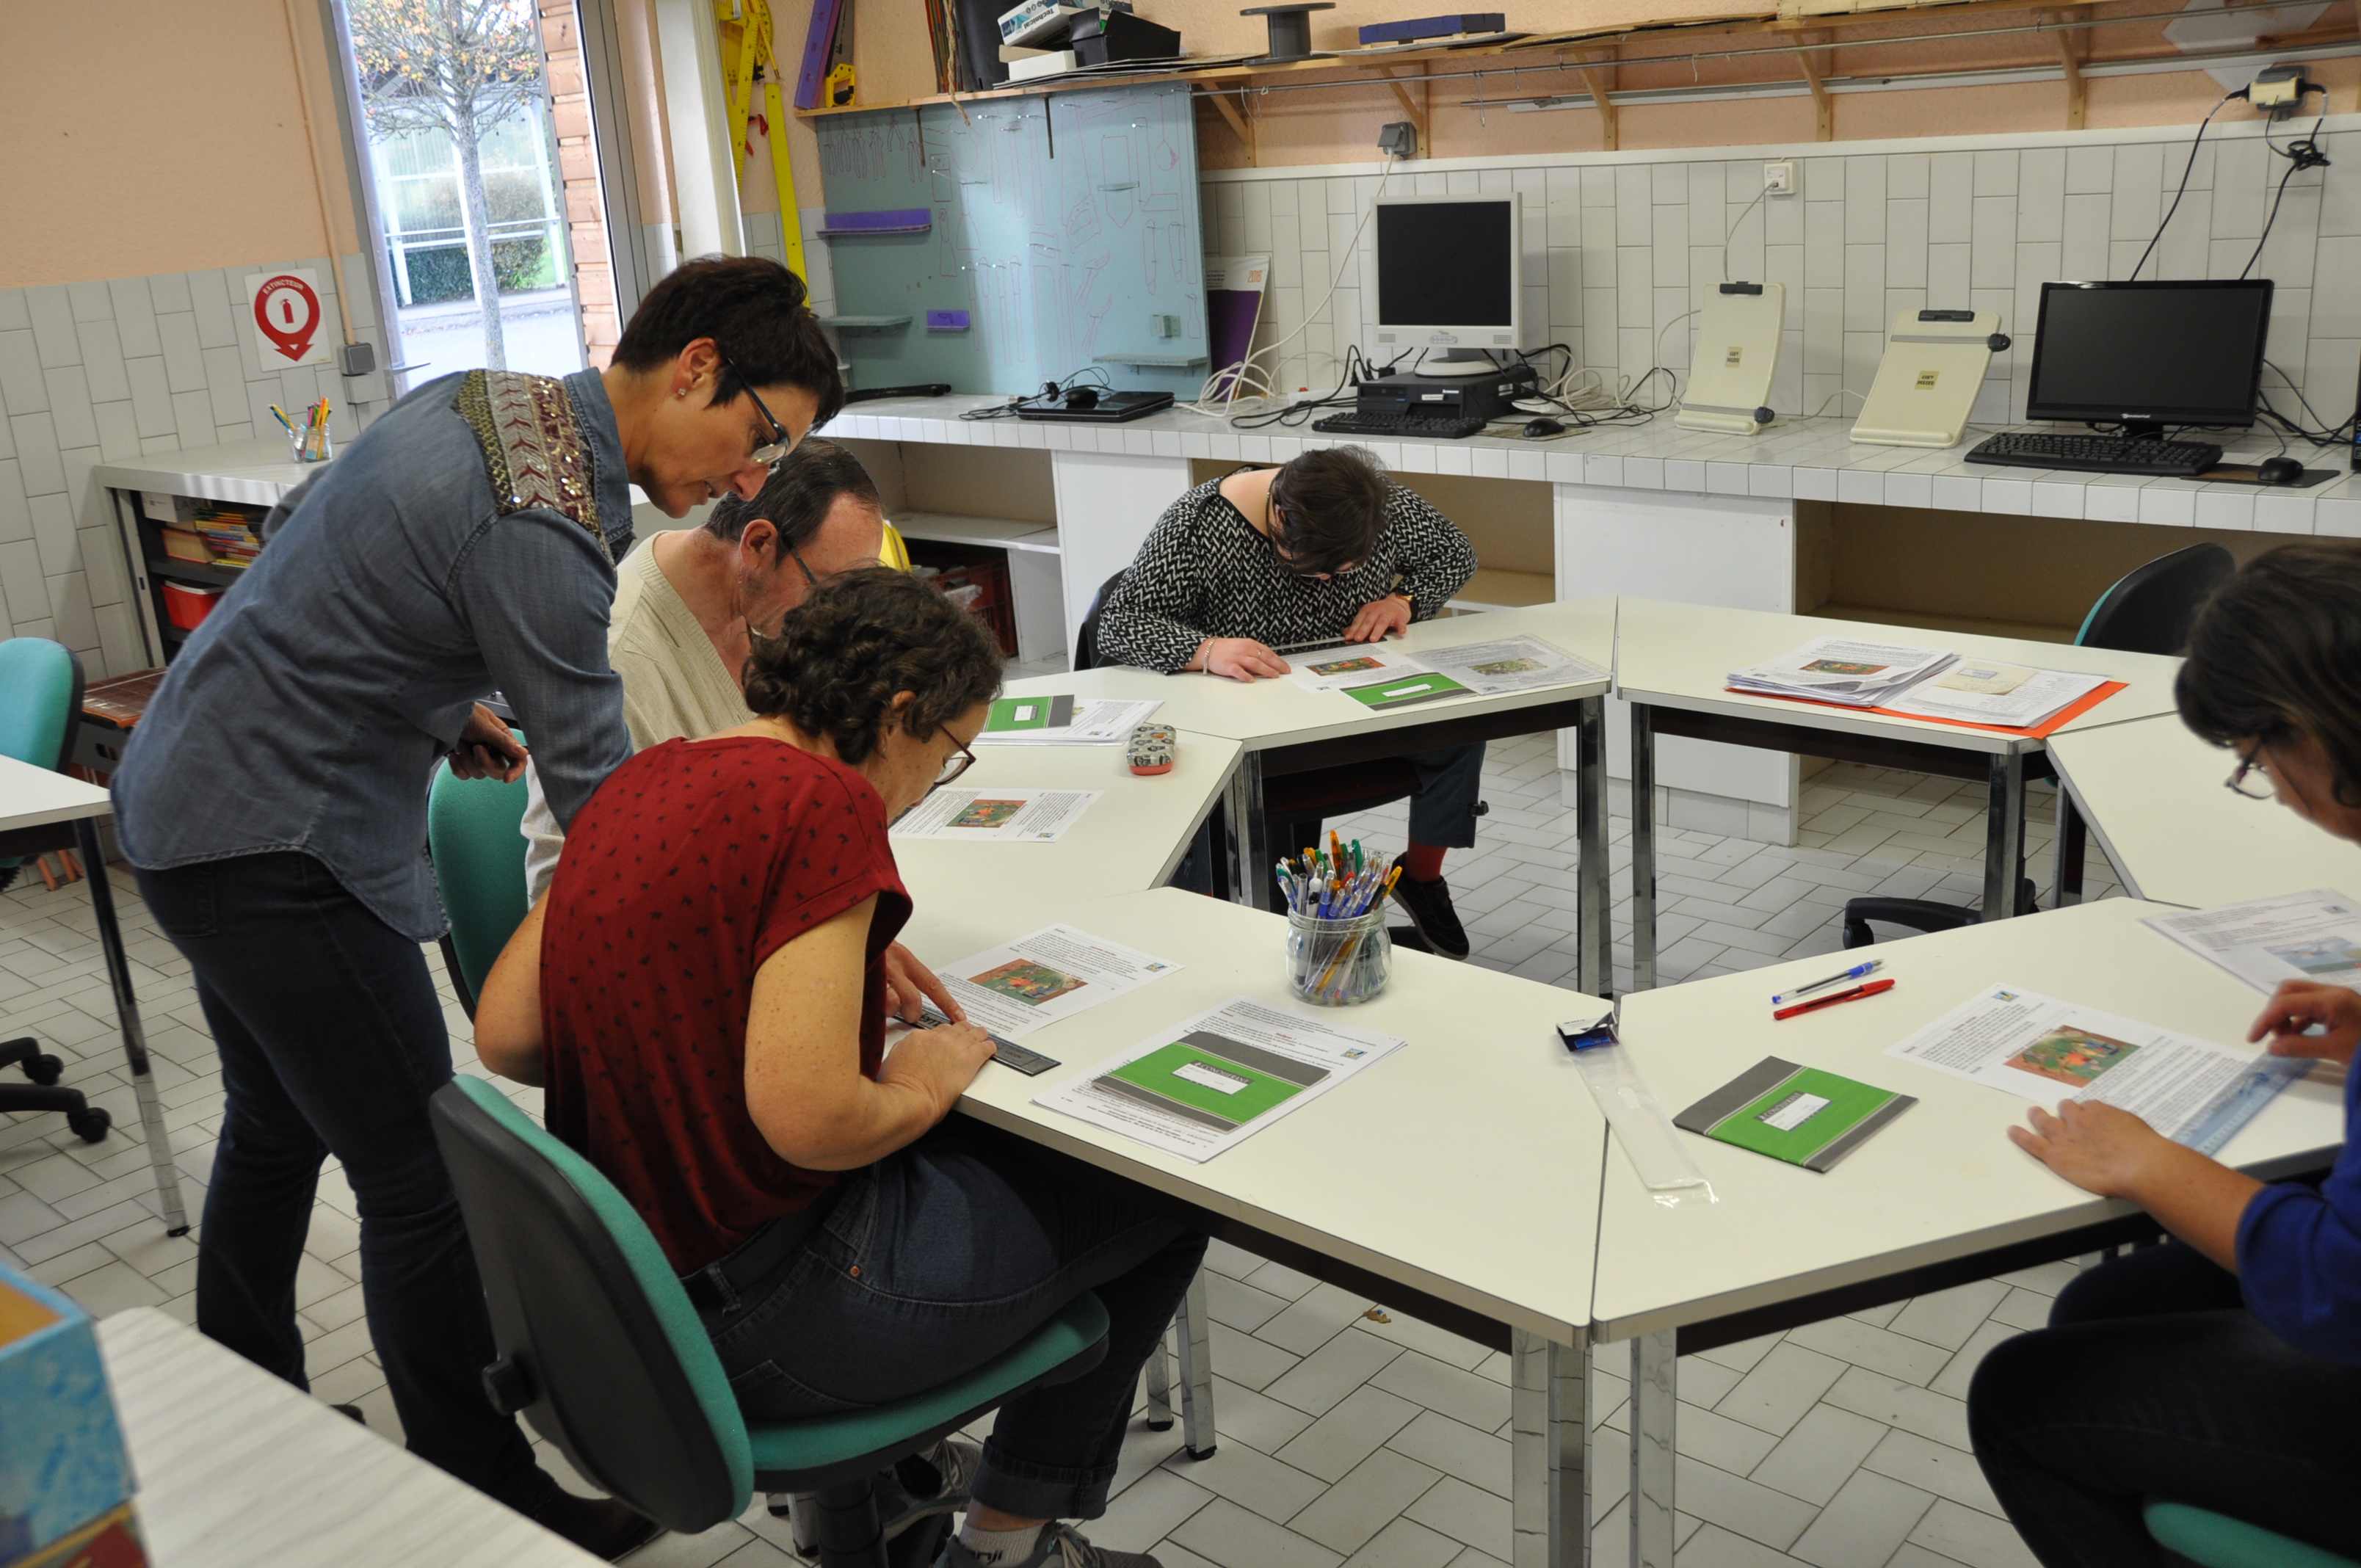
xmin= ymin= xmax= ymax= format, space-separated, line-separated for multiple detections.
xmin=1727 ymin=636 xmax=1956 ymax=708
xmin=167 ymin=509 xmax=264 ymax=570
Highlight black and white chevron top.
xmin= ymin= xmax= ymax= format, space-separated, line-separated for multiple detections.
xmin=1092 ymin=473 xmax=1479 ymax=674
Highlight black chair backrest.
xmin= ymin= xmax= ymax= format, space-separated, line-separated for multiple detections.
xmin=427 ymin=1080 xmax=744 ymax=1532
xmin=2078 ymin=542 xmax=2235 ymax=656
xmin=1073 ymin=570 xmax=1126 ymax=672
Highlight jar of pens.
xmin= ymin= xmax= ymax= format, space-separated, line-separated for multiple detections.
xmin=1277 ymin=835 xmax=1401 ymax=1007
xmin=273 ymin=399 xmax=334 ymax=464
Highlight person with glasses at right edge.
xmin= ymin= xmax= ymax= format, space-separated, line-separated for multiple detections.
xmin=1967 ymin=539 xmax=2361 ymax=1566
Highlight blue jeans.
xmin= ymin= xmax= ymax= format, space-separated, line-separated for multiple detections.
xmin=134 ymin=852 xmax=554 ymax=1515
xmin=1968 ymin=1241 xmax=2361 ymax=1566
xmin=696 ymin=1121 xmax=1206 ymax=1522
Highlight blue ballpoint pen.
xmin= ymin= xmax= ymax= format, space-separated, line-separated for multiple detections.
xmin=1771 ymin=959 xmax=1883 ymax=1008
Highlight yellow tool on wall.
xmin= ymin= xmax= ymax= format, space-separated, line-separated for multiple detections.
xmin=713 ymin=0 xmax=809 ymax=278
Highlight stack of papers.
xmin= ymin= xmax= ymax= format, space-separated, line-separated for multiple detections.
xmin=1285 ymin=634 xmax=1606 ymax=702
xmin=976 ymin=695 xmax=1161 ymax=745
xmin=2144 ymin=890 xmax=2361 ymax=994
xmin=1727 ymin=637 xmax=1958 ymax=708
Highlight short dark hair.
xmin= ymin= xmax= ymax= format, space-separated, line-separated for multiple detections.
xmin=612 ymin=255 xmax=844 ymax=427
xmin=705 ymin=438 xmax=880 ymax=548
xmin=1266 ymin=446 xmax=1392 ymax=576
xmin=743 ymin=568 xmax=1001 ymax=766
xmin=2177 ymin=540 xmax=2361 ymax=806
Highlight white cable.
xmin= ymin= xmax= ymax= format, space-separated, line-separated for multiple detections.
xmin=1810 ymin=386 xmax=1867 ymax=418
xmin=1720 ymin=186 xmax=1770 ymax=282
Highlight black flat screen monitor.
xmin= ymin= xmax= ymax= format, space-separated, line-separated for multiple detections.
xmin=2025 ymin=280 xmax=2273 ymax=429
xmin=1374 ymin=199 xmax=1517 ymax=330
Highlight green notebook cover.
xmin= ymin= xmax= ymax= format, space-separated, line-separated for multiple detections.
xmin=1343 ymin=672 xmax=1469 ymax=711
xmin=1673 ymin=1056 xmax=1915 ymax=1172
xmin=986 ymin=694 xmax=1076 ymax=733
xmin=1095 ymin=1030 xmax=1329 ymax=1131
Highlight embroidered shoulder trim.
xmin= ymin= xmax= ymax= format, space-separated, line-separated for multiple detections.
xmin=454 ymin=370 xmax=606 ymax=559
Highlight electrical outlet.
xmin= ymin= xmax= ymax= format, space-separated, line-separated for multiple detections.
xmin=1763 ymin=160 xmax=1798 ymax=196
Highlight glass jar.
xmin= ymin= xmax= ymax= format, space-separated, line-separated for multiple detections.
xmin=1285 ymin=905 xmax=1391 ymax=1006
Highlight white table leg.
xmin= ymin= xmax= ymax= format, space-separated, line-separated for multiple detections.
xmin=1628 ymin=1332 xmax=1676 ymax=1568
xmin=1630 ymin=703 xmax=1658 ymax=992
xmin=1174 ymin=1266 xmax=1218 ymax=1459
xmin=1511 ymin=1329 xmax=1589 ymax=1568
xmin=78 ymin=821 xmax=188 ymax=1235
xmin=1981 ymin=749 xmax=2027 ymax=921
xmin=1575 ymin=696 xmax=1610 ymax=998
xmin=1224 ymin=752 xmax=1269 ymax=910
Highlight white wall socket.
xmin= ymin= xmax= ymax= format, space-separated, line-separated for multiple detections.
xmin=1763 ymin=161 xmax=1798 ymax=195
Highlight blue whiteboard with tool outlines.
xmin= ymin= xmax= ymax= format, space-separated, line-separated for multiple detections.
xmin=816 ymin=80 xmax=1208 ymax=399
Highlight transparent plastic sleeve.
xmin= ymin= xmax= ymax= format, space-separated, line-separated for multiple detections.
xmin=1569 ymin=1040 xmax=1716 ymax=1207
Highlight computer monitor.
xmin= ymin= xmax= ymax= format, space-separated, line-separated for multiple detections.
xmin=2025 ymin=280 xmax=2273 ymax=434
xmin=1370 ymin=196 xmax=1521 ymax=375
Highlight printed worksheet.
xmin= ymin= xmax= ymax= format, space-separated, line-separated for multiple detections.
xmin=1727 ymin=637 xmax=1956 ymax=706
xmin=1283 ymin=642 xmax=1429 ymax=693
xmin=2145 ymin=890 xmax=2361 ymax=994
xmin=1885 ymin=982 xmax=2307 ymax=1154
xmin=974 ymin=696 xmax=1161 ymax=744
xmin=1412 ymin=636 xmax=1607 ymax=697
xmin=1035 ymin=995 xmax=1406 ymax=1162
xmin=1881 ymin=664 xmax=2110 ymax=729
xmin=891 ymin=788 xmax=1100 ymax=842
xmin=937 ymin=925 xmax=1181 ymax=1038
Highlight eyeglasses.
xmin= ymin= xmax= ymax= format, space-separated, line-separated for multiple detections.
xmin=720 ymin=353 xmax=794 ymax=468
xmin=786 ymin=540 xmax=819 ymax=588
xmin=932 ymin=729 xmax=979 ymax=791
xmin=2226 ymin=739 xmax=2279 ymax=801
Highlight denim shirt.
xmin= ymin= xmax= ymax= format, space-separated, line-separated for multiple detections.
xmin=113 ymin=369 xmax=636 ymax=942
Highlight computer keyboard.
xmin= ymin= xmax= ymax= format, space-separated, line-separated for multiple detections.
xmin=1965 ymin=430 xmax=2222 ymax=477
xmin=1310 ymin=410 xmax=1490 ymax=440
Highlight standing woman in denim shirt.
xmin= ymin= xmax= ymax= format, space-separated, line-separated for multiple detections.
xmin=111 ymin=256 xmax=841 ymax=1558
xmin=1968 ymin=540 xmax=2361 ymax=1567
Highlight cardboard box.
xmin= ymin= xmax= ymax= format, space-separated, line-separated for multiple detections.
xmin=0 ymin=1265 xmax=143 ymax=1568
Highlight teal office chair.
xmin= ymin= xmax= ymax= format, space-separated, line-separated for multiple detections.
xmin=2145 ymin=1501 xmax=2361 ymax=1568
xmin=0 ymin=639 xmax=110 ymax=1143
xmin=429 ymin=1075 xmax=1109 ymax=1565
xmin=424 ymin=745 xmax=532 ymax=1017
xmin=1840 ymin=543 xmax=2235 ymax=946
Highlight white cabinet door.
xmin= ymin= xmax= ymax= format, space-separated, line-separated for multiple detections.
xmin=1051 ymin=451 xmax=1192 ymax=658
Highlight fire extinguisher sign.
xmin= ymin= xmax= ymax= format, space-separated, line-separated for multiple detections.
xmin=244 ymin=269 xmax=334 ymax=371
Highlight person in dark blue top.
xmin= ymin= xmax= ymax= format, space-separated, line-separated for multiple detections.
xmin=111 ymin=256 xmax=841 ymax=1559
xmin=1970 ymin=540 xmax=2361 ymax=1567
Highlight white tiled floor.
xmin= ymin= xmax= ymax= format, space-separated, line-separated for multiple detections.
xmin=0 ymin=735 xmax=2116 ymax=1566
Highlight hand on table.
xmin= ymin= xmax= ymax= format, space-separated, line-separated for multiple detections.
xmin=882 ymin=941 xmax=963 ymax=1025
xmin=2007 ymin=1099 xmax=2172 ymax=1199
xmin=449 ymin=703 xmax=529 ymax=783
xmin=2248 ymin=979 xmax=2361 ymax=1066
xmin=1197 ymin=637 xmax=1291 ymax=683
xmin=882 ymin=1015 xmax=997 ymax=1117
xmin=1341 ymin=595 xmax=1412 ymax=644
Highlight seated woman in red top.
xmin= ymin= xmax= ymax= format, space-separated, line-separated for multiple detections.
xmin=474 ymin=569 xmax=1205 ymax=1568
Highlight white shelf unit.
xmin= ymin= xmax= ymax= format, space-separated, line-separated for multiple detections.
xmin=893 ymin=509 xmax=1067 ymax=662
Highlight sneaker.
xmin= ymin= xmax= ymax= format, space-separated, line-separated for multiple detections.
xmin=1388 ymin=854 xmax=1469 ymax=959
xmin=935 ymin=1521 xmax=1162 ymax=1568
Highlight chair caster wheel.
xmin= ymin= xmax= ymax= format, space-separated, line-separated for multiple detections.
xmin=23 ymin=1053 xmax=62 ymax=1086
xmin=68 ymin=1108 xmax=109 ymax=1144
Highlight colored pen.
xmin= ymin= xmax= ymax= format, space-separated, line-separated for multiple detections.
xmin=1772 ymin=977 xmax=1895 ymax=1021
xmin=1770 ymin=959 xmax=1882 ymax=1008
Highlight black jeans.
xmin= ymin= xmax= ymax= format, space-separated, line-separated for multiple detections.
xmin=1969 ymin=1241 xmax=2361 ymax=1567
xmin=136 ymin=851 xmax=553 ymax=1514
xmin=697 ymin=1121 xmax=1205 ymax=1522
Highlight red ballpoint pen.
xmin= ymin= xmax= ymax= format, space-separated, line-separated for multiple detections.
xmin=1772 ymin=977 xmax=1896 ymax=1020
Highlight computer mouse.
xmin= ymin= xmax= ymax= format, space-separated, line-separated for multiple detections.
xmin=1065 ymin=385 xmax=1100 ymax=409
xmin=1523 ymin=418 xmax=1566 ymax=438
xmin=2258 ymin=456 xmax=2304 ymax=485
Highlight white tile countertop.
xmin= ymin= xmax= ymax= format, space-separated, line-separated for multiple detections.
xmin=825 ymin=394 xmax=2361 ymax=536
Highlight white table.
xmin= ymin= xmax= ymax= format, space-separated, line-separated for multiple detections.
xmin=0 ymin=755 xmax=187 ymax=1233
xmin=1591 ymin=898 xmax=2347 ymax=1567
xmin=1613 ymin=597 xmax=2186 ymax=987
xmin=2049 ymin=713 xmax=2361 ymax=910
xmin=899 ymin=885 xmax=1611 ymax=1568
xmin=1035 ymin=598 xmax=1620 ymax=991
xmin=98 ymin=1307 xmax=600 ymax=1567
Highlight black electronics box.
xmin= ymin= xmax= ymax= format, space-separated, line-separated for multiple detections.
xmin=1351 ymin=362 xmax=1538 ymax=424
xmin=1014 ymin=388 xmax=1176 ymax=422
xmin=1070 ymin=8 xmax=1181 ymax=64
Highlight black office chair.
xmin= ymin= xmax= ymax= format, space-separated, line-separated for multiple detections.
xmin=1839 ymin=543 xmax=2235 ymax=948
xmin=0 ymin=639 xmax=110 ymax=1144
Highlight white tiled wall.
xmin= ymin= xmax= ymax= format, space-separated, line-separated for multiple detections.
xmin=0 ymin=256 xmax=391 ymax=680
xmin=1203 ymin=115 xmax=2361 ymax=433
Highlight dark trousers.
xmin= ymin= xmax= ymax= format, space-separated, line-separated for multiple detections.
xmin=135 ymin=851 xmax=552 ymax=1514
xmin=1401 ymin=741 xmax=1486 ymax=849
xmin=1968 ymin=1241 xmax=2361 ymax=1567
xmin=697 ymin=1121 xmax=1205 ymax=1522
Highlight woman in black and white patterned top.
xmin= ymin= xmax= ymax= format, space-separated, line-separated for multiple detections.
xmin=1094 ymin=446 xmax=1486 ymax=957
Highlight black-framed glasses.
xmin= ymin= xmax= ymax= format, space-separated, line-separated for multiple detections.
xmin=931 ymin=728 xmax=979 ymax=791
xmin=2226 ymin=739 xmax=2279 ymax=800
xmin=720 ymin=352 xmax=794 ymax=468
xmin=785 ymin=540 xmax=819 ymax=588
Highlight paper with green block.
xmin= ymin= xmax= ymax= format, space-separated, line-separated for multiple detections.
xmin=1674 ymin=1056 xmax=1915 ymax=1172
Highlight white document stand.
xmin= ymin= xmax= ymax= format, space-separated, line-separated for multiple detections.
xmin=1851 ymin=310 xmax=2004 ymax=447
xmin=1675 ymin=283 xmax=1786 ymax=435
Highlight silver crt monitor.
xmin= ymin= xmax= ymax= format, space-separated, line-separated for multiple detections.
xmin=1369 ymin=195 xmax=1523 ymax=375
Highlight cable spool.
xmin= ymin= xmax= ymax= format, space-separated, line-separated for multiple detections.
xmin=1240 ymin=2 xmax=1332 ymax=61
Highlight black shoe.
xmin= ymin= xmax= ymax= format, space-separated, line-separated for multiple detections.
xmin=1388 ymin=855 xmax=1468 ymax=959
xmin=531 ymin=1489 xmax=663 ymax=1561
